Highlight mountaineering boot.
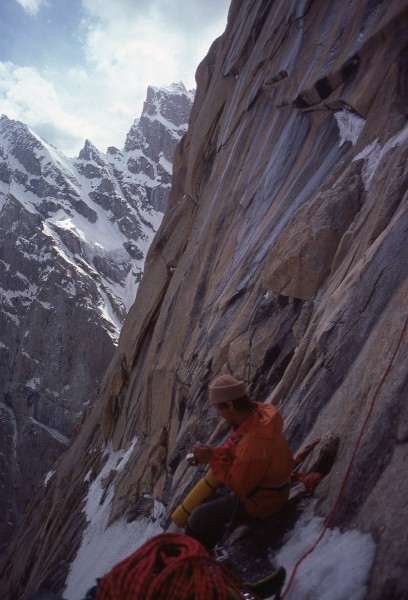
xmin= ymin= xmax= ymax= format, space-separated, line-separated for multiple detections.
xmin=245 ymin=566 xmax=286 ymax=599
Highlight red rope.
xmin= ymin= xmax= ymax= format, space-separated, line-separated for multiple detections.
xmin=281 ymin=314 xmax=408 ymax=599
xmin=95 ymin=532 xmax=257 ymax=600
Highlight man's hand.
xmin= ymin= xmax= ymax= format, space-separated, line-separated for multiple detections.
xmin=192 ymin=443 xmax=214 ymax=464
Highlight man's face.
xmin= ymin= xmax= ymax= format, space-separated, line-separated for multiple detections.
xmin=211 ymin=400 xmax=236 ymax=425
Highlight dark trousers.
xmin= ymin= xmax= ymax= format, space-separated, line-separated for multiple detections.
xmin=185 ymin=490 xmax=252 ymax=550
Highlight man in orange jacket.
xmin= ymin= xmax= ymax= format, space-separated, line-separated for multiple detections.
xmin=186 ymin=375 xmax=294 ymax=550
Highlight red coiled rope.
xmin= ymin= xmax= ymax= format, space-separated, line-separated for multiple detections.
xmin=95 ymin=532 xmax=255 ymax=600
xmin=281 ymin=314 xmax=408 ymax=599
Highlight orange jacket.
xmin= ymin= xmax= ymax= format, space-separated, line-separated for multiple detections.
xmin=209 ymin=402 xmax=294 ymax=517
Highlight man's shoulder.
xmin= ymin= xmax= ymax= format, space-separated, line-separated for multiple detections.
xmin=255 ymin=402 xmax=281 ymax=420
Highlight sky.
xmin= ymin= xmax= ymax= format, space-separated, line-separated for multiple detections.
xmin=0 ymin=0 xmax=230 ymax=156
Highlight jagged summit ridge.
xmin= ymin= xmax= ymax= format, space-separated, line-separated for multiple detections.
xmin=123 ymin=82 xmax=194 ymax=211
xmin=1 ymin=113 xmax=147 ymax=325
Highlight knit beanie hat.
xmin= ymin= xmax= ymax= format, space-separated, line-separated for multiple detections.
xmin=209 ymin=375 xmax=247 ymax=404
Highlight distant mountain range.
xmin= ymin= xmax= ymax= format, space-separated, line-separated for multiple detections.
xmin=0 ymin=82 xmax=194 ymax=552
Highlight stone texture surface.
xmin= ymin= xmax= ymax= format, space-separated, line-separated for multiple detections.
xmin=1 ymin=1 xmax=408 ymax=599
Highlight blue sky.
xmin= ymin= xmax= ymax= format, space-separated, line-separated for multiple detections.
xmin=0 ymin=0 xmax=230 ymax=156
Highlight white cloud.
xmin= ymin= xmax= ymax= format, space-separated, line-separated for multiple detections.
xmin=1 ymin=0 xmax=230 ymax=155
xmin=0 ymin=62 xmax=94 ymax=155
xmin=80 ymin=0 xmax=227 ymax=90
xmin=15 ymin=0 xmax=48 ymax=16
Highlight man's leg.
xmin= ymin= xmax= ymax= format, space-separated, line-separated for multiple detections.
xmin=185 ymin=492 xmax=250 ymax=550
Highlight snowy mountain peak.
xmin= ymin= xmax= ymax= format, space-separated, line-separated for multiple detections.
xmin=1 ymin=83 xmax=194 ymax=335
xmin=150 ymin=81 xmax=192 ymax=94
xmin=0 ymin=113 xmax=29 ymax=132
xmin=125 ymin=82 xmax=194 ymax=154
xmin=0 ymin=115 xmax=48 ymax=178
xmin=78 ymin=139 xmax=104 ymax=163
xmin=147 ymin=82 xmax=194 ymax=127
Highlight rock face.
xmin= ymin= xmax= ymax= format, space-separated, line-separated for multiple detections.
xmin=0 ymin=83 xmax=193 ymax=554
xmin=1 ymin=1 xmax=408 ymax=599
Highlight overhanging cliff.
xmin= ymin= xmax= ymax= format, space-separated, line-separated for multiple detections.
xmin=1 ymin=1 xmax=408 ymax=598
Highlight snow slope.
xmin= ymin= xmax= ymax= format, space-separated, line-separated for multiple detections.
xmin=64 ymin=451 xmax=375 ymax=600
